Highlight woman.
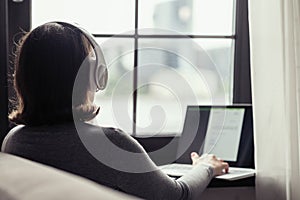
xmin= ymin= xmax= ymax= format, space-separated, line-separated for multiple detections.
xmin=2 ymin=22 xmax=229 ymax=199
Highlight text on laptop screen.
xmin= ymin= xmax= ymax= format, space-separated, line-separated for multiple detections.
xmin=203 ymin=108 xmax=245 ymax=161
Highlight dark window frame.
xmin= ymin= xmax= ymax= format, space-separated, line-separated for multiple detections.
xmin=0 ymin=0 xmax=9 ymax=142
xmin=233 ymin=0 xmax=251 ymax=104
xmin=0 ymin=0 xmax=31 ymax=142
xmin=0 ymin=0 xmax=251 ymax=141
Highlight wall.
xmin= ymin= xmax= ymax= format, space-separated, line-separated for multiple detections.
xmin=202 ymin=187 xmax=255 ymax=200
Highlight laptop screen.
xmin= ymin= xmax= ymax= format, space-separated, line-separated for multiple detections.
xmin=175 ymin=105 xmax=254 ymax=168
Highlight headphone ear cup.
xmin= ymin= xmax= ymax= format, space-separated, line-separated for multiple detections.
xmin=95 ymin=64 xmax=108 ymax=91
xmin=88 ymin=56 xmax=108 ymax=92
xmin=87 ymin=56 xmax=98 ymax=92
xmin=93 ymin=45 xmax=108 ymax=91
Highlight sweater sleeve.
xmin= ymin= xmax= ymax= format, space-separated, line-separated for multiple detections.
xmin=105 ymin=128 xmax=214 ymax=200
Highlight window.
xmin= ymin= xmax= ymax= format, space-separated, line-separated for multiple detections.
xmin=32 ymin=0 xmax=239 ymax=136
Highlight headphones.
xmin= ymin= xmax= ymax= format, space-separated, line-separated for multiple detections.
xmin=53 ymin=21 xmax=108 ymax=92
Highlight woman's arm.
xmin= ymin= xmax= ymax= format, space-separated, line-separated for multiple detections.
xmin=106 ymin=129 xmax=227 ymax=200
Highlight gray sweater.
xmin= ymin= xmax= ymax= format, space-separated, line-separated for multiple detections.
xmin=2 ymin=122 xmax=213 ymax=200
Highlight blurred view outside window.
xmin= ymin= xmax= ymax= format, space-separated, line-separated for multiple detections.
xmin=32 ymin=0 xmax=236 ymax=136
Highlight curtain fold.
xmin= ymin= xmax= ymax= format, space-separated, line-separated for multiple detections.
xmin=288 ymin=0 xmax=300 ymax=199
xmin=249 ymin=0 xmax=300 ymax=199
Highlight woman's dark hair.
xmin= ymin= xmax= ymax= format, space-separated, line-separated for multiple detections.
xmin=9 ymin=22 xmax=99 ymax=126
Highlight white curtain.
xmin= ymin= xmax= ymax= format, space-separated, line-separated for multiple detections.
xmin=249 ymin=0 xmax=300 ymax=199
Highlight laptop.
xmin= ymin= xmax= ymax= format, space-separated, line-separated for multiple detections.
xmin=159 ymin=105 xmax=255 ymax=181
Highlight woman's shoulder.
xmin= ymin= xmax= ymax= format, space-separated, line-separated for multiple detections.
xmin=5 ymin=123 xmax=125 ymax=138
xmin=77 ymin=122 xmax=124 ymax=137
xmin=79 ymin=123 xmax=145 ymax=154
xmin=1 ymin=125 xmax=25 ymax=152
xmin=7 ymin=125 xmax=25 ymax=135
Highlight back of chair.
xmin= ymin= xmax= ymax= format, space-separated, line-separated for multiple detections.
xmin=0 ymin=153 xmax=139 ymax=200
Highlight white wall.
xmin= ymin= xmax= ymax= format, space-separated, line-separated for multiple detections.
xmin=202 ymin=187 xmax=255 ymax=200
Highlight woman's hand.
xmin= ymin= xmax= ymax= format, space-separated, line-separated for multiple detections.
xmin=191 ymin=152 xmax=229 ymax=176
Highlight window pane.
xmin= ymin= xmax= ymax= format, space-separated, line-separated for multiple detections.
xmin=32 ymin=0 xmax=135 ymax=34
xmin=136 ymin=38 xmax=234 ymax=135
xmin=94 ymin=38 xmax=134 ymax=134
xmin=139 ymin=0 xmax=235 ymax=35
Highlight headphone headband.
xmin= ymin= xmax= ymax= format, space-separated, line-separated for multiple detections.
xmin=52 ymin=21 xmax=108 ymax=91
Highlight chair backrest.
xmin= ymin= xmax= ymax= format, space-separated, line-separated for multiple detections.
xmin=0 ymin=153 xmax=139 ymax=200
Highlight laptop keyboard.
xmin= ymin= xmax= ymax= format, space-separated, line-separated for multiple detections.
xmin=159 ymin=163 xmax=255 ymax=180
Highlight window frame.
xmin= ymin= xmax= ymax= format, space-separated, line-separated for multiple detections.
xmin=0 ymin=0 xmax=9 ymax=142
xmin=92 ymin=0 xmax=250 ymax=135
xmin=0 ymin=0 xmax=251 ymax=141
xmin=233 ymin=0 xmax=251 ymax=104
xmin=0 ymin=0 xmax=31 ymax=142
